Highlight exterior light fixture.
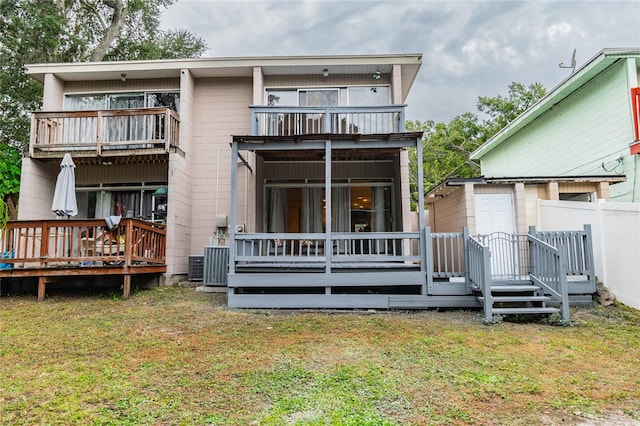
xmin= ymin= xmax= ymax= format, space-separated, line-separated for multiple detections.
xmin=121 ymin=73 xmax=127 ymax=82
xmin=373 ymin=69 xmax=381 ymax=80
xmin=322 ymin=68 xmax=329 ymax=78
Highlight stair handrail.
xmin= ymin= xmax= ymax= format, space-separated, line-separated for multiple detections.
xmin=467 ymin=234 xmax=493 ymax=322
xmin=527 ymin=234 xmax=570 ymax=322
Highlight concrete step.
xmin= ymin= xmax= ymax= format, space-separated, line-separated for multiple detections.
xmin=492 ymin=307 xmax=560 ymax=315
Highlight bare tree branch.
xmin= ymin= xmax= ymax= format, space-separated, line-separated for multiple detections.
xmin=79 ymin=0 xmax=108 ymax=32
xmin=89 ymin=0 xmax=128 ymax=62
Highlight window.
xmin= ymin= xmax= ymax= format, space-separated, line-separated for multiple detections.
xmin=64 ymin=92 xmax=180 ymax=145
xmin=264 ymin=181 xmax=393 ymax=233
xmin=77 ymin=185 xmax=165 ymax=220
xmin=348 ymin=86 xmax=390 ymax=106
xmin=559 ymin=192 xmax=594 ymax=202
xmin=265 ymin=87 xmax=389 ymax=108
xmin=65 ymin=92 xmax=180 ymax=113
xmin=265 ymin=86 xmax=391 ymax=135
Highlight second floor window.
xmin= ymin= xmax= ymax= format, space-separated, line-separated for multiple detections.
xmin=267 ymin=87 xmax=389 ymax=107
xmin=65 ymin=92 xmax=180 ymax=113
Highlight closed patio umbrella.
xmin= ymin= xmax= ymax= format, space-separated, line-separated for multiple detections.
xmin=52 ymin=153 xmax=78 ymax=217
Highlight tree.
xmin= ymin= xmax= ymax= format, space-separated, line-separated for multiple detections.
xmin=477 ymin=82 xmax=546 ymax=141
xmin=0 ymin=0 xmax=207 ymax=218
xmin=408 ymin=82 xmax=546 ymax=209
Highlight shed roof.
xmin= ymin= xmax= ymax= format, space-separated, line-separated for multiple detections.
xmin=425 ymin=175 xmax=627 ymax=198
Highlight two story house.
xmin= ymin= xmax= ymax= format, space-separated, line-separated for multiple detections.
xmin=20 ymin=54 xmax=434 ymax=307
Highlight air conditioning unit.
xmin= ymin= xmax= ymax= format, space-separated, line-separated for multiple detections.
xmin=235 ymin=224 xmax=245 ymax=233
xmin=188 ymin=254 xmax=204 ymax=281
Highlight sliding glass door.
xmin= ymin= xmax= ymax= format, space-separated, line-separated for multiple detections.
xmin=265 ymin=182 xmax=393 ymax=233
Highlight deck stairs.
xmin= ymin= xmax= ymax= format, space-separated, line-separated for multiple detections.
xmin=475 ymin=281 xmax=561 ymax=317
xmin=466 ymin=229 xmax=582 ymax=323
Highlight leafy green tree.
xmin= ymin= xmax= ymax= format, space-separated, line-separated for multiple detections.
xmin=477 ymin=81 xmax=546 ymax=141
xmin=0 ymin=0 xmax=207 ymax=218
xmin=408 ymin=82 xmax=546 ymax=209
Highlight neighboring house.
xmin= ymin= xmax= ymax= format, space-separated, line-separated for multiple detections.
xmin=426 ymin=48 xmax=639 ymax=236
xmin=471 ymin=48 xmax=640 ymax=203
xmin=21 ymin=54 xmax=423 ymax=285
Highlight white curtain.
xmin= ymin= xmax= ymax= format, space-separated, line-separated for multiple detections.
xmin=95 ymin=191 xmax=112 ymax=219
xmin=302 ymin=188 xmax=323 ymax=233
xmin=331 ymin=187 xmax=350 ymax=232
xmin=267 ymin=188 xmax=286 ymax=233
xmin=372 ymin=186 xmax=386 ymax=232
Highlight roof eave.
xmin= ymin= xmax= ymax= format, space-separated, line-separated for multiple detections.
xmin=470 ymin=48 xmax=640 ymax=160
xmin=24 ymin=53 xmax=423 ymax=88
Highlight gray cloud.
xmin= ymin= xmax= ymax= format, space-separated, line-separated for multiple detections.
xmin=162 ymin=0 xmax=640 ymax=122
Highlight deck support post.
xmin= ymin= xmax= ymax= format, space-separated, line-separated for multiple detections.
xmin=38 ymin=277 xmax=48 ymax=301
xmin=229 ymin=141 xmax=239 ymax=279
xmin=324 ymin=139 xmax=332 ymax=295
xmin=123 ymin=274 xmax=131 ymax=299
xmin=424 ymin=226 xmax=433 ymax=295
xmin=416 ymin=135 xmax=427 ymax=295
xmin=463 ymin=226 xmax=471 ymax=293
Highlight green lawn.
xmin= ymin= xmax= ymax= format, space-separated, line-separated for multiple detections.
xmin=1 ymin=286 xmax=639 ymax=425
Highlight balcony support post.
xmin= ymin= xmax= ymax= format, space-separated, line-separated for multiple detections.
xmin=96 ymin=110 xmax=103 ymax=156
xmin=164 ymin=107 xmax=171 ymax=152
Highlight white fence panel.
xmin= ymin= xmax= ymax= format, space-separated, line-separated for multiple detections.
xmin=537 ymin=200 xmax=640 ymax=309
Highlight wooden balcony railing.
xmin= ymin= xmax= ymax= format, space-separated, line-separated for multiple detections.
xmin=250 ymin=105 xmax=406 ymax=136
xmin=30 ymin=107 xmax=179 ymax=157
xmin=0 ymin=218 xmax=166 ymax=269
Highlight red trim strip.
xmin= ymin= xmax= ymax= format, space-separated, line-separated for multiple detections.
xmin=632 ymin=88 xmax=640 ymax=142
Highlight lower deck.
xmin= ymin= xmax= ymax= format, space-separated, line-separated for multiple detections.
xmin=225 ymin=228 xmax=596 ymax=312
xmin=0 ymin=218 xmax=167 ymax=300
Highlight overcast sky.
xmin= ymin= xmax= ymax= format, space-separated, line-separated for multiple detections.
xmin=160 ymin=0 xmax=640 ymax=123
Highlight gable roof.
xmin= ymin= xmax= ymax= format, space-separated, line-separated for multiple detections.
xmin=25 ymin=53 xmax=423 ymax=103
xmin=470 ymin=48 xmax=640 ymax=160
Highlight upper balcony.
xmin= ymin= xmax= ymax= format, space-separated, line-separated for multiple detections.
xmin=250 ymin=105 xmax=406 ymax=137
xmin=29 ymin=107 xmax=179 ymax=160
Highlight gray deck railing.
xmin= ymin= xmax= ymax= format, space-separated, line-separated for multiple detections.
xmin=529 ymin=225 xmax=594 ymax=283
xmin=430 ymin=231 xmax=465 ymax=278
xmin=30 ymin=107 xmax=179 ymax=156
xmin=528 ymin=235 xmax=570 ymax=321
xmin=250 ymin=105 xmax=405 ymax=136
xmin=467 ymin=236 xmax=493 ymax=320
xmin=233 ymin=231 xmax=420 ymax=269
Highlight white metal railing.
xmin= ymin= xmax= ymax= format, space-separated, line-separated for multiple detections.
xmin=30 ymin=107 xmax=179 ymax=156
xmin=250 ymin=105 xmax=405 ymax=136
xmin=475 ymin=232 xmax=530 ymax=280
